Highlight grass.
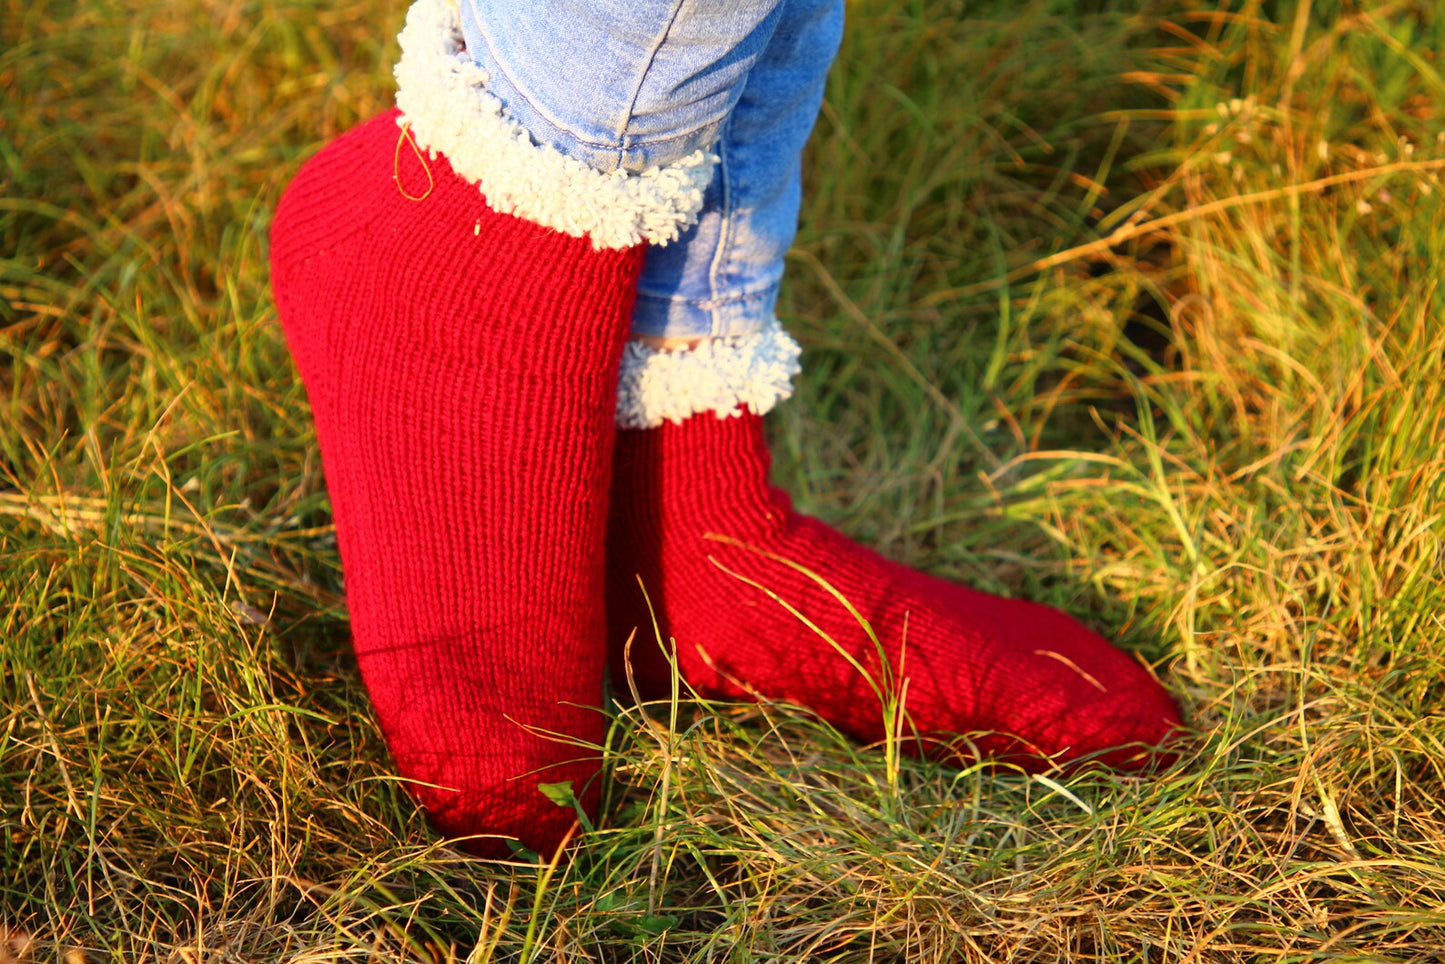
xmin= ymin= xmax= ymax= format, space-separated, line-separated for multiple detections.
xmin=3 ymin=0 xmax=1444 ymax=959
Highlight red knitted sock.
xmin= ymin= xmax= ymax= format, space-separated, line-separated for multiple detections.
xmin=608 ymin=343 xmax=1181 ymax=770
xmin=269 ymin=0 xmax=713 ymax=855
xmin=271 ymin=110 xmax=638 ymax=854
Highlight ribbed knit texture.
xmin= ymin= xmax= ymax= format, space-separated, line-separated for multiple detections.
xmin=270 ymin=109 xmax=644 ymax=856
xmin=607 ymin=410 xmax=1182 ymax=771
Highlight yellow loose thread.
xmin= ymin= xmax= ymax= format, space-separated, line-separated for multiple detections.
xmin=393 ymin=121 xmax=434 ymax=201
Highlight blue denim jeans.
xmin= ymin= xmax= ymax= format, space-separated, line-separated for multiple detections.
xmin=459 ymin=0 xmax=845 ymax=339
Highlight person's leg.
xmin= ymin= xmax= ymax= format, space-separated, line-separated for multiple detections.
xmin=459 ymin=0 xmax=788 ymax=177
xmin=269 ymin=0 xmax=782 ymax=856
xmin=605 ymin=0 xmax=1183 ymax=770
xmin=628 ymin=0 xmax=840 ymax=344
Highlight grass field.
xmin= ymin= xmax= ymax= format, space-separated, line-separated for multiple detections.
xmin=4 ymin=0 xmax=1445 ymax=960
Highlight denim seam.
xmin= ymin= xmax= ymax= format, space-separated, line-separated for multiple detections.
xmin=704 ymin=115 xmax=737 ymax=337
xmin=475 ymin=0 xmax=735 ymax=165
xmin=612 ymin=0 xmax=690 ymax=158
xmin=634 ymin=284 xmax=777 ymax=311
xmin=471 ymin=27 xmax=584 ymax=148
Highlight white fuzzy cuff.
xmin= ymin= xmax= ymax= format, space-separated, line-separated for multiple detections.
xmin=393 ymin=0 xmax=716 ymax=250
xmin=616 ymin=319 xmax=803 ymax=429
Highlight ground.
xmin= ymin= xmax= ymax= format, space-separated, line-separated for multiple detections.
xmin=3 ymin=0 xmax=1444 ymax=960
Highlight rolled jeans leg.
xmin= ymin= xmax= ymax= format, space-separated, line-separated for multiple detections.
xmin=459 ymin=0 xmax=846 ymax=341
xmin=460 ymin=0 xmax=789 ymax=172
xmin=633 ymin=0 xmax=846 ymax=339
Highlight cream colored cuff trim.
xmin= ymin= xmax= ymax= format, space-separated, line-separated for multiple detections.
xmin=616 ymin=319 xmax=803 ymax=429
xmin=393 ymin=0 xmax=716 ymax=250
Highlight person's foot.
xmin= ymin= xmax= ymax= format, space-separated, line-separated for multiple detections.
xmin=607 ymin=334 xmax=1181 ymax=771
xmin=268 ymin=0 xmax=712 ymax=856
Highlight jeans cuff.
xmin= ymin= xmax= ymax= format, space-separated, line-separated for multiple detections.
xmin=630 ymin=283 xmax=781 ymax=339
xmin=468 ymin=45 xmax=726 ymax=175
xmin=395 ymin=0 xmax=717 ymax=248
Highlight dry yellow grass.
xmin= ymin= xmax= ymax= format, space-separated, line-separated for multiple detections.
xmin=3 ymin=0 xmax=1443 ymax=960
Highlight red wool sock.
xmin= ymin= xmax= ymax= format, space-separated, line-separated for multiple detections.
xmin=269 ymin=0 xmax=713 ymax=854
xmin=271 ymin=110 xmax=639 ymax=854
xmin=607 ymin=408 xmax=1182 ymax=771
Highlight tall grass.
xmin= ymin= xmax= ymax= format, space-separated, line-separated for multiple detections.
xmin=4 ymin=0 xmax=1444 ymax=960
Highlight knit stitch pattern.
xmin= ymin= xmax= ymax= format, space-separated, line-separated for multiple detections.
xmin=607 ymin=410 xmax=1182 ymax=771
xmin=271 ymin=109 xmax=644 ymax=856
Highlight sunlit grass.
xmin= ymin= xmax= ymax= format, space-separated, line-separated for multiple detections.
xmin=3 ymin=0 xmax=1443 ymax=960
